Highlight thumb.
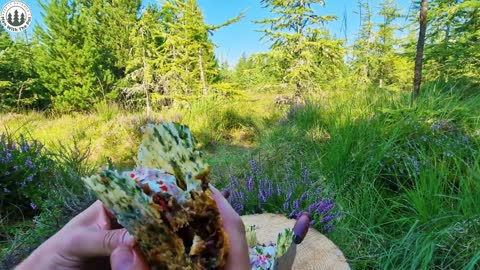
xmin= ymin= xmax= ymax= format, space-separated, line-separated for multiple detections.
xmin=111 ymin=245 xmax=150 ymax=270
xmin=67 ymin=228 xmax=134 ymax=257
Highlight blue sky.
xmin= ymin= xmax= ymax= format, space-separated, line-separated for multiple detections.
xmin=14 ymin=0 xmax=412 ymax=65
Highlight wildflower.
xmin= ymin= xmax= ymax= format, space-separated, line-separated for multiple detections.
xmin=323 ymin=223 xmax=334 ymax=233
xmin=30 ymin=202 xmax=37 ymax=210
xmin=258 ymin=189 xmax=266 ymax=202
xmin=316 ymin=199 xmax=334 ymax=215
xmin=249 ymin=160 xmax=261 ymax=176
xmin=25 ymin=175 xmax=34 ymax=183
xmin=299 ymin=191 xmax=308 ymax=203
xmin=20 ymin=143 xmax=30 ymax=153
xmin=3 ymin=187 xmax=10 ymax=193
xmin=25 ymin=157 xmax=36 ymax=169
xmin=301 ymin=169 xmax=310 ymax=184
xmin=283 ymin=201 xmax=289 ymax=211
xmin=321 ymin=213 xmax=336 ymax=224
xmin=293 ymin=200 xmax=300 ymax=210
xmin=4 ymin=152 xmax=12 ymax=162
xmin=285 ymin=191 xmax=292 ymax=201
xmin=246 ymin=177 xmax=254 ymax=191
xmin=276 ymin=183 xmax=282 ymax=196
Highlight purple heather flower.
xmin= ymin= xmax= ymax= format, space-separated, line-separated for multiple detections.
xmin=4 ymin=152 xmax=12 ymax=162
xmin=246 ymin=176 xmax=254 ymax=191
xmin=299 ymin=192 xmax=308 ymax=203
xmin=293 ymin=199 xmax=300 ymax=210
xmin=276 ymin=183 xmax=282 ymax=196
xmin=21 ymin=143 xmax=30 ymax=152
xmin=13 ymin=165 xmax=18 ymax=171
xmin=316 ymin=199 xmax=334 ymax=215
xmin=25 ymin=157 xmax=36 ymax=169
xmin=307 ymin=203 xmax=317 ymax=213
xmin=283 ymin=201 xmax=289 ymax=211
xmin=266 ymin=181 xmax=274 ymax=198
xmin=258 ymin=191 xmax=267 ymax=202
xmin=323 ymin=223 xmax=334 ymax=233
xmin=322 ymin=214 xmax=335 ymax=223
xmin=286 ymin=191 xmax=292 ymax=201
xmin=288 ymin=210 xmax=297 ymax=219
xmin=249 ymin=160 xmax=261 ymax=176
xmin=25 ymin=175 xmax=34 ymax=183
xmin=30 ymin=202 xmax=37 ymax=209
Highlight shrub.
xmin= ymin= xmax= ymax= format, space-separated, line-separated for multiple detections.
xmin=0 ymin=133 xmax=55 ymax=217
xmin=225 ymin=160 xmax=341 ymax=233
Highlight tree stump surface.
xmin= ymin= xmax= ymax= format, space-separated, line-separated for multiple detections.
xmin=241 ymin=214 xmax=350 ymax=270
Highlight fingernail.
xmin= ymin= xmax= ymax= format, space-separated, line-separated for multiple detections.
xmin=221 ymin=190 xmax=230 ymax=199
xmin=112 ymin=247 xmax=134 ymax=270
xmin=124 ymin=232 xmax=135 ymax=246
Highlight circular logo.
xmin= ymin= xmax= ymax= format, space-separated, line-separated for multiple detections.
xmin=1 ymin=1 xmax=32 ymax=32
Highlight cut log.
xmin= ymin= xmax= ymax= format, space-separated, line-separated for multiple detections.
xmin=242 ymin=214 xmax=350 ymax=270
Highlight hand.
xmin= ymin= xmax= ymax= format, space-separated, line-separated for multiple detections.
xmin=210 ymin=186 xmax=251 ymax=270
xmin=16 ymin=201 xmax=149 ymax=270
xmin=17 ymin=188 xmax=249 ymax=270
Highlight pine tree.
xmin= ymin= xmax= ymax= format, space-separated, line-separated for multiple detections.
xmin=256 ymin=0 xmax=344 ymax=95
xmin=0 ymin=29 xmax=47 ymax=110
xmin=375 ymin=0 xmax=412 ymax=89
xmin=352 ymin=0 xmax=375 ymax=85
xmin=34 ymin=0 xmax=140 ymax=111
xmin=423 ymin=0 xmax=479 ymax=84
xmin=124 ymin=5 xmax=164 ymax=114
xmin=153 ymin=0 xmax=241 ymax=97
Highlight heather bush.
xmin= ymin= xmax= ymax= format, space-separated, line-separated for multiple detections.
xmin=0 ymin=133 xmax=55 ymax=216
xmin=226 ymin=160 xmax=340 ymax=233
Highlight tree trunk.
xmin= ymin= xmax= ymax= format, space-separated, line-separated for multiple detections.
xmin=198 ymin=49 xmax=208 ymax=95
xmin=142 ymin=29 xmax=151 ymax=116
xmin=412 ymin=0 xmax=428 ymax=99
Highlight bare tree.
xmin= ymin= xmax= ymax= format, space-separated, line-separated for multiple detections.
xmin=412 ymin=0 xmax=428 ymax=99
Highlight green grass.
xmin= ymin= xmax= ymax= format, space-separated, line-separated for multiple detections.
xmin=1 ymin=85 xmax=479 ymax=269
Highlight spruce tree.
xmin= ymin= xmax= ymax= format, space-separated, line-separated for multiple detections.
xmin=423 ymin=0 xmax=479 ymax=84
xmin=34 ymin=0 xmax=140 ymax=111
xmin=153 ymin=0 xmax=241 ymax=97
xmin=0 ymin=29 xmax=47 ymax=110
xmin=256 ymin=0 xmax=343 ymax=95
xmin=352 ymin=0 xmax=375 ymax=85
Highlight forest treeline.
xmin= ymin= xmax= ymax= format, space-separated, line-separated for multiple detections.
xmin=0 ymin=0 xmax=478 ymax=112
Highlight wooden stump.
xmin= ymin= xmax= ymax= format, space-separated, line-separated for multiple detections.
xmin=241 ymin=214 xmax=350 ymax=270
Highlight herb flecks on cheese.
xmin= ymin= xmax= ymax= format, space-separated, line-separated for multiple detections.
xmin=137 ymin=122 xmax=210 ymax=191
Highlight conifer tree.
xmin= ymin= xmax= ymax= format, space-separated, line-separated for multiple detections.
xmin=0 ymin=29 xmax=47 ymax=110
xmin=124 ymin=5 xmax=164 ymax=113
xmin=256 ymin=0 xmax=343 ymax=95
xmin=352 ymin=0 xmax=375 ymax=85
xmin=153 ymin=0 xmax=241 ymax=96
xmin=34 ymin=0 xmax=141 ymax=111
xmin=423 ymin=0 xmax=479 ymax=83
